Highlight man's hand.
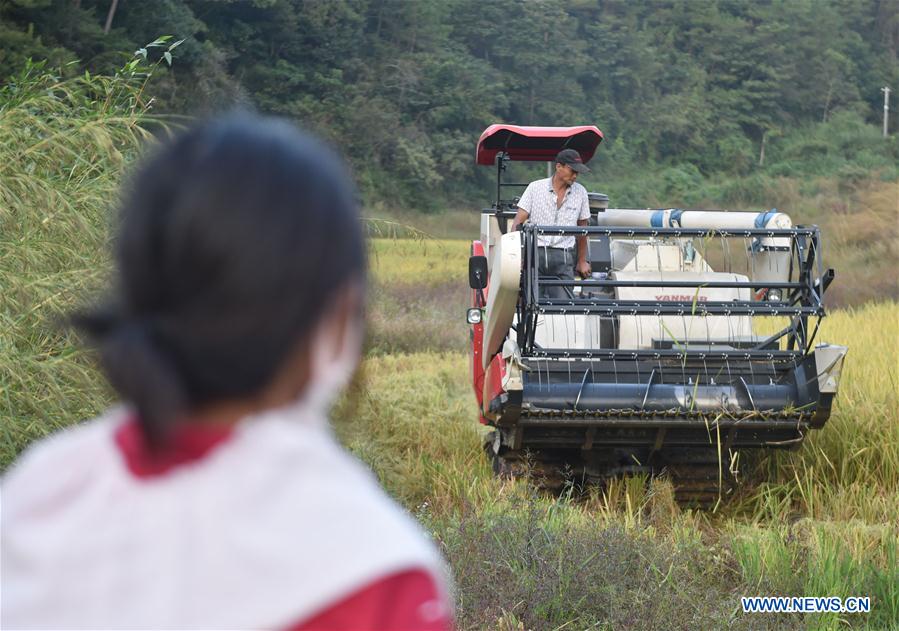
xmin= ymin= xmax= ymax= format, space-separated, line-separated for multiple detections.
xmin=575 ymin=217 xmax=591 ymax=278
xmin=576 ymin=259 xmax=592 ymax=278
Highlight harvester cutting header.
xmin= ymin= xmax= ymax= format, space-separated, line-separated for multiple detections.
xmin=467 ymin=124 xmax=848 ymax=503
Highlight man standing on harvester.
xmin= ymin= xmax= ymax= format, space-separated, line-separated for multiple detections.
xmin=511 ymin=148 xmax=592 ymax=298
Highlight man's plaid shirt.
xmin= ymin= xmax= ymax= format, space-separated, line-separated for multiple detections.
xmin=517 ymin=177 xmax=590 ymax=248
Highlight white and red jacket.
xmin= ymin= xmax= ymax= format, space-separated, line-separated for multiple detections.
xmin=1 ymin=404 xmax=453 ymax=630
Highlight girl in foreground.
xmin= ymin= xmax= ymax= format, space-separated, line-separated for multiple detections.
xmin=2 ymin=115 xmax=453 ymax=630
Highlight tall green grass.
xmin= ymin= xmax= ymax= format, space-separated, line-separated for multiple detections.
xmin=0 ymin=55 xmax=164 ymax=462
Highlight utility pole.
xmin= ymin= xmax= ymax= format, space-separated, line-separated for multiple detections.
xmin=882 ymin=86 xmax=891 ymax=138
xmin=103 ymin=0 xmax=118 ymax=35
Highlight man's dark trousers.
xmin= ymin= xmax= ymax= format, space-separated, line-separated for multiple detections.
xmin=538 ymin=246 xmax=574 ymax=299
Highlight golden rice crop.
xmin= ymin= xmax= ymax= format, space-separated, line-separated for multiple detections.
xmin=338 ymin=240 xmax=898 ymax=628
xmin=368 ymin=238 xmax=470 ymax=286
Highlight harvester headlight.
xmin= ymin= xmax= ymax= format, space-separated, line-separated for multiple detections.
xmin=466 ymin=308 xmax=483 ymax=324
xmin=767 ymin=289 xmax=782 ymax=302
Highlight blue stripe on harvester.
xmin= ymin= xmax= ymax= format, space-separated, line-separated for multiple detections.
xmin=751 ymin=208 xmax=777 ymax=253
xmin=650 ymin=210 xmax=664 ymax=227
xmin=755 ymin=208 xmax=777 ymax=228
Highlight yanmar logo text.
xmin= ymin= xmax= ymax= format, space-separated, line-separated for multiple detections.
xmin=655 ymin=295 xmax=708 ymax=302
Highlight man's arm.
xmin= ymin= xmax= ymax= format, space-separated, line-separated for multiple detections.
xmin=511 ymin=208 xmax=529 ymax=231
xmin=574 ymin=188 xmax=592 ymax=277
xmin=575 ymin=218 xmax=591 ymax=278
xmin=512 ymin=182 xmax=535 ymax=231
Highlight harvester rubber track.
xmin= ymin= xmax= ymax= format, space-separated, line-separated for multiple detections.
xmin=490 ymin=450 xmax=735 ymax=505
xmin=663 ymin=463 xmax=736 ymax=505
xmin=486 ymin=431 xmax=739 ymax=506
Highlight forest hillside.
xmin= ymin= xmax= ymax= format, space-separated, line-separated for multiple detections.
xmin=2 ymin=0 xmax=897 ymax=211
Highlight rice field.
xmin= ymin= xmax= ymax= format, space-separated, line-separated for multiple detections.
xmin=352 ymin=239 xmax=899 ymax=630
xmin=4 ymin=224 xmax=898 ymax=628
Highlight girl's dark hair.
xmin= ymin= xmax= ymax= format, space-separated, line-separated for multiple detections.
xmin=74 ymin=114 xmax=366 ymax=445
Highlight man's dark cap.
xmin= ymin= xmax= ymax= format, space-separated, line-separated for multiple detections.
xmin=555 ymin=148 xmax=590 ymax=173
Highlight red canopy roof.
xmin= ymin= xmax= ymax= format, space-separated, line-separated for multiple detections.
xmin=476 ymin=124 xmax=603 ymax=165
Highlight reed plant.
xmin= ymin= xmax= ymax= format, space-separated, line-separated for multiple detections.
xmin=1 ymin=46 xmax=173 ymax=463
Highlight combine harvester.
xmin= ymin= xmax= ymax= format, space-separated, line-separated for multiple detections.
xmin=467 ymin=125 xmax=848 ymax=503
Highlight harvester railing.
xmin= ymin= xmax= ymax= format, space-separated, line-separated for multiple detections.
xmin=531 ymin=350 xmax=802 ymax=361
xmin=535 ymin=304 xmax=822 ymax=316
xmin=517 ymin=223 xmax=827 ymax=362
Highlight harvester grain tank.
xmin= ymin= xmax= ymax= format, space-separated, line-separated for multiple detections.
xmin=467 ymin=125 xmax=848 ymax=502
